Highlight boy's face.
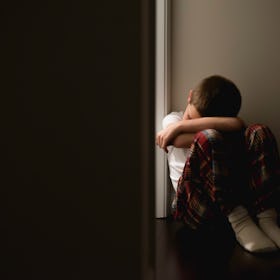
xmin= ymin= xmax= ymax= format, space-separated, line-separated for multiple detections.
xmin=183 ymin=90 xmax=201 ymax=120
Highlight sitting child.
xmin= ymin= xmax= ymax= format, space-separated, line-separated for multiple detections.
xmin=156 ymin=75 xmax=280 ymax=253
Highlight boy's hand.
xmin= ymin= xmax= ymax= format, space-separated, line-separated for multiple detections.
xmin=156 ymin=122 xmax=180 ymax=153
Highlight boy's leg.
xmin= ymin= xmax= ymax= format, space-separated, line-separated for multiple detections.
xmin=245 ymin=124 xmax=280 ymax=213
xmin=174 ymin=129 xmax=240 ymax=229
xmin=174 ymin=128 xmax=277 ymax=252
xmin=245 ymin=124 xmax=280 ymax=247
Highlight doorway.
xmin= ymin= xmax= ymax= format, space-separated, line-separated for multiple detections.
xmin=155 ymin=0 xmax=171 ymax=218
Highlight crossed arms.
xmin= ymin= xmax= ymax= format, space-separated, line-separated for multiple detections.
xmin=156 ymin=117 xmax=245 ymax=152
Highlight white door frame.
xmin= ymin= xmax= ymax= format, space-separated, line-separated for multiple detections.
xmin=155 ymin=0 xmax=171 ymax=218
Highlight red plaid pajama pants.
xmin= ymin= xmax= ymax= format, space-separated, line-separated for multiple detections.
xmin=173 ymin=124 xmax=280 ymax=230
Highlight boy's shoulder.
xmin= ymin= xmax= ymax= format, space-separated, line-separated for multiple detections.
xmin=162 ymin=111 xmax=184 ymax=129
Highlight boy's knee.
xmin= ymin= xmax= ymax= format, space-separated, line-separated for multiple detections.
xmin=194 ymin=129 xmax=223 ymax=144
xmin=190 ymin=129 xmax=227 ymax=163
xmin=246 ymin=124 xmax=273 ymax=140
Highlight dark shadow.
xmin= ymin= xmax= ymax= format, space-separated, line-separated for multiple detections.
xmin=156 ymin=217 xmax=280 ymax=280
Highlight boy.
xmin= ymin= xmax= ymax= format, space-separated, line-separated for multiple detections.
xmin=156 ymin=75 xmax=280 ymax=253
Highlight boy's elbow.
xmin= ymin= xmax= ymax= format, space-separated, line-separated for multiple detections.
xmin=235 ymin=117 xmax=246 ymax=130
xmin=173 ymin=138 xmax=184 ymax=148
xmin=173 ymin=135 xmax=193 ymax=148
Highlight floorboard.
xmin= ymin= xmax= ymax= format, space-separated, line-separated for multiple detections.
xmin=155 ymin=217 xmax=280 ymax=280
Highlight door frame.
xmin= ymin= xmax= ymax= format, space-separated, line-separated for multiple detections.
xmin=155 ymin=0 xmax=171 ymax=218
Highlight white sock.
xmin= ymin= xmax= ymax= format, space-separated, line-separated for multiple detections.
xmin=257 ymin=208 xmax=280 ymax=248
xmin=227 ymin=205 xmax=277 ymax=253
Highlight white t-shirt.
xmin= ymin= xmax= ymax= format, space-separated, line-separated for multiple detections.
xmin=162 ymin=112 xmax=191 ymax=192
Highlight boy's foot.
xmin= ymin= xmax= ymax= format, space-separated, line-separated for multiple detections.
xmin=258 ymin=208 xmax=280 ymax=248
xmin=228 ymin=206 xmax=278 ymax=253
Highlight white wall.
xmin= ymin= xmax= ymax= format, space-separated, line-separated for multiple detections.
xmin=171 ymin=0 xmax=280 ymax=146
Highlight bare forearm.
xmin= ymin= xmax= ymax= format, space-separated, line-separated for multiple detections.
xmin=176 ymin=117 xmax=245 ymax=134
xmin=156 ymin=116 xmax=245 ymax=152
xmin=172 ymin=133 xmax=196 ymax=148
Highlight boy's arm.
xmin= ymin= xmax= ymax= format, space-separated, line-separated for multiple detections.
xmin=156 ymin=117 xmax=245 ymax=151
xmin=172 ymin=133 xmax=196 ymax=148
xmin=177 ymin=117 xmax=245 ymax=133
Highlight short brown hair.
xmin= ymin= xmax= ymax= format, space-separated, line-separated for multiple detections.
xmin=190 ymin=75 xmax=241 ymax=117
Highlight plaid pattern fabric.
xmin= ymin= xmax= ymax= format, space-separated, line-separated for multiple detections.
xmin=245 ymin=124 xmax=280 ymax=214
xmin=173 ymin=125 xmax=280 ymax=230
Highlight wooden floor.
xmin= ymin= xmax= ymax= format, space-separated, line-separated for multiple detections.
xmin=155 ymin=217 xmax=280 ymax=280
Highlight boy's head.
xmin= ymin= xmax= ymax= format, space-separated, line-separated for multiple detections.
xmin=185 ymin=75 xmax=241 ymax=119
